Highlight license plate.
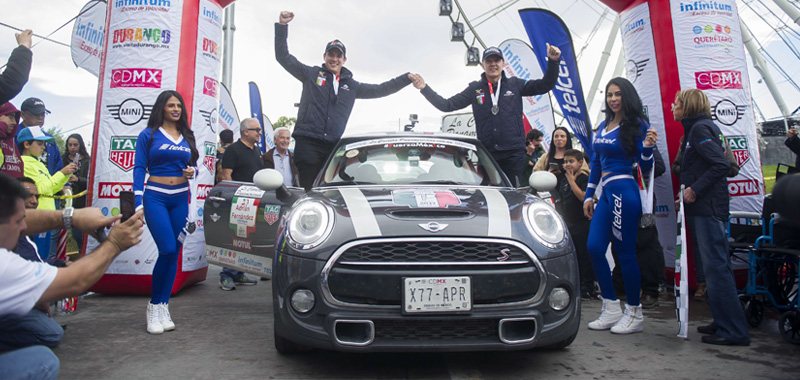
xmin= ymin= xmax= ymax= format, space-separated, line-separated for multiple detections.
xmin=403 ymin=276 xmax=471 ymax=313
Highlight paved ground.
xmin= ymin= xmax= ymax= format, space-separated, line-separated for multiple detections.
xmin=52 ymin=265 xmax=800 ymax=380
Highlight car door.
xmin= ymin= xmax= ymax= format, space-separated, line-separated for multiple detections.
xmin=203 ymin=181 xmax=299 ymax=278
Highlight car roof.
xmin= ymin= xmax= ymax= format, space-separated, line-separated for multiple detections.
xmin=337 ymin=132 xmax=481 ymax=147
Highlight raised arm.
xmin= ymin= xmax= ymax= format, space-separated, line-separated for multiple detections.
xmin=355 ymin=73 xmax=413 ymax=99
xmin=275 ymin=12 xmax=312 ymax=82
xmin=0 ymin=30 xmax=33 ymax=104
xmin=419 ymin=82 xmax=473 ymax=113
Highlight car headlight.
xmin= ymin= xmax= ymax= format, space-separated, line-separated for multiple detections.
xmin=287 ymin=201 xmax=334 ymax=249
xmin=523 ymin=201 xmax=565 ymax=248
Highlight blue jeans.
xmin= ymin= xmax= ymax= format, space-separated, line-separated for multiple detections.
xmin=220 ymin=268 xmax=243 ymax=280
xmin=0 ymin=345 xmax=59 ymax=380
xmin=688 ymin=215 xmax=750 ymax=344
xmin=0 ymin=309 xmax=64 ymax=351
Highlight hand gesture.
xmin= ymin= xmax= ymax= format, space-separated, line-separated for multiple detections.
xmin=408 ymin=73 xmax=426 ymax=90
xmin=788 ymin=128 xmax=799 ymax=139
xmin=73 ymin=208 xmax=120 ymax=240
xmin=107 ymin=210 xmax=144 ymax=252
xmin=16 ymin=29 xmax=32 ymax=49
xmin=564 ymin=168 xmax=575 ymax=183
xmin=546 ymin=43 xmax=561 ymax=61
xmin=69 ymin=175 xmax=78 ymax=183
xmin=183 ymin=167 xmax=196 ymax=179
xmin=644 ymin=128 xmax=658 ymax=147
xmin=279 ymin=11 xmax=294 ymax=24
xmin=60 ymin=162 xmax=77 ymax=175
xmin=683 ymin=187 xmax=696 ymax=204
xmin=583 ymin=200 xmax=594 ymax=220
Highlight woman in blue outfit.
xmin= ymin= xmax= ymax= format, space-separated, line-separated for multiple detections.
xmin=582 ymin=77 xmax=657 ymax=334
xmin=133 ymin=90 xmax=198 ymax=335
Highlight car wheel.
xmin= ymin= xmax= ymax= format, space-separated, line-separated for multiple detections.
xmin=274 ymin=324 xmax=309 ymax=354
xmin=538 ymin=329 xmax=578 ymax=350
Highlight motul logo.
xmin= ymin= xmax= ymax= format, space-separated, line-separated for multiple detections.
xmin=203 ymin=76 xmax=218 ymax=98
xmin=695 ymin=70 xmax=742 ymax=90
xmin=197 ymin=184 xmax=212 ymax=200
xmin=728 ymin=179 xmax=760 ymax=197
xmin=111 ymin=68 xmax=162 ymax=88
xmin=99 ymin=182 xmax=133 ymax=199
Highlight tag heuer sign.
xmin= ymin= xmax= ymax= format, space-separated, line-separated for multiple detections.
xmin=727 ymin=135 xmax=750 ymax=166
xmin=109 ymin=137 xmax=136 ymax=171
xmin=203 ymin=142 xmax=216 ymax=172
xmin=263 ymin=204 xmax=280 ymax=225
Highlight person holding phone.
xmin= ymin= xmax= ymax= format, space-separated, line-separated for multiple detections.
xmin=62 ymin=134 xmax=91 ymax=252
xmin=133 ymin=90 xmax=198 ymax=335
xmin=532 ymin=127 xmax=589 ymax=178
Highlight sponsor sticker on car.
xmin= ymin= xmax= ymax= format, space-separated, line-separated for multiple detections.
xmin=392 ymin=189 xmax=461 ymax=208
xmin=234 ymin=186 xmax=265 ymax=199
xmin=229 ymin=196 xmax=259 ymax=238
xmin=345 ymin=138 xmax=476 ymax=152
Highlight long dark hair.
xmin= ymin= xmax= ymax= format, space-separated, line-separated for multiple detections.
xmin=547 ymin=126 xmax=573 ymax=162
xmin=65 ymin=133 xmax=90 ymax=160
xmin=147 ymin=90 xmax=199 ymax=166
xmin=602 ymin=77 xmax=646 ymax=157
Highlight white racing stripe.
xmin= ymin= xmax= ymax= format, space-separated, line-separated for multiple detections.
xmin=339 ymin=188 xmax=382 ymax=237
xmin=479 ymin=189 xmax=511 ymax=238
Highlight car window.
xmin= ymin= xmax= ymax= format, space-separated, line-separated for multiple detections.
xmin=319 ymin=137 xmax=506 ymax=187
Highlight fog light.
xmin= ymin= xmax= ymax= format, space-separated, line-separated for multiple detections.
xmin=291 ymin=289 xmax=315 ymax=313
xmin=548 ymin=287 xmax=570 ymax=311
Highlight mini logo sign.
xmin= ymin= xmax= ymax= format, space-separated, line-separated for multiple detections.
xmin=695 ymin=70 xmax=742 ymax=90
xmin=711 ymin=99 xmax=746 ymax=126
xmin=109 ymin=136 xmax=136 ymax=171
xmin=726 ymin=135 xmax=750 ymax=166
xmin=418 ymin=222 xmax=449 ymax=233
xmin=111 ymin=68 xmax=161 ymax=88
xmin=625 ymin=59 xmax=649 ymax=83
xmin=203 ymin=76 xmax=219 ymax=98
xmin=203 ymin=142 xmax=216 ymax=173
xmin=98 ymin=182 xmax=133 ymax=199
xmin=107 ymin=98 xmax=152 ymax=126
xmin=263 ymin=205 xmax=281 ymax=225
xmin=200 ymin=108 xmax=219 ymax=133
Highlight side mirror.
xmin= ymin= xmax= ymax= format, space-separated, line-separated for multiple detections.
xmin=529 ymin=171 xmax=558 ymax=192
xmin=253 ymin=169 xmax=296 ymax=202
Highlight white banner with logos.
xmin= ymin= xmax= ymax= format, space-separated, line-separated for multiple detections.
xmin=619 ymin=3 xmax=677 ymax=266
xmin=670 ymin=0 xmax=764 ymax=214
xmin=88 ymin=0 xmax=183 ymax=275
xmin=71 ymin=0 xmax=107 ymax=77
xmin=441 ymin=112 xmax=475 ymax=137
xmin=499 ymin=38 xmax=556 ymax=148
xmin=219 ymin=82 xmax=241 ymax=140
xmin=183 ymin=0 xmax=223 ymax=271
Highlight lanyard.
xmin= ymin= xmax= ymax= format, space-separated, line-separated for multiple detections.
xmin=333 ymin=73 xmax=340 ymax=95
xmin=487 ymin=78 xmax=501 ymax=115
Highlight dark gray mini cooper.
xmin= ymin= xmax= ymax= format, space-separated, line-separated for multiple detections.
xmin=204 ymin=133 xmax=579 ymax=353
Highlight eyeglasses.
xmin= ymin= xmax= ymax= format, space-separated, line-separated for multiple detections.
xmin=246 ymin=128 xmax=262 ymax=133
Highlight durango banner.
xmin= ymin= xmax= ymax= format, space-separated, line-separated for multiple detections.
xmin=86 ymin=0 xmax=232 ymax=294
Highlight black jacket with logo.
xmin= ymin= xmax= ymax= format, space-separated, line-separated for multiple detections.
xmin=679 ymin=113 xmax=730 ymax=219
xmin=275 ymin=23 xmax=412 ymax=144
xmin=0 ymin=46 xmax=32 ymax=104
xmin=419 ymin=59 xmax=559 ymax=152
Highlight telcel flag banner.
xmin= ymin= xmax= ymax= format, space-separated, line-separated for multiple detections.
xmin=518 ymin=8 xmax=593 ymax=156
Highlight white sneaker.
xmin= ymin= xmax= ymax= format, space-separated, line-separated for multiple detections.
xmin=610 ymin=304 xmax=644 ymax=334
xmin=147 ymin=303 xmax=164 ymax=334
xmin=588 ymin=297 xmax=623 ymax=330
xmin=160 ymin=303 xmax=175 ymax=331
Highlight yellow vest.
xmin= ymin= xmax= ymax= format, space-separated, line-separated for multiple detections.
xmin=22 ymin=155 xmax=68 ymax=210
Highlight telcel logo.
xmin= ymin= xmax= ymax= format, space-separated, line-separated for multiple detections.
xmin=695 ymin=70 xmax=742 ymax=90
xmin=111 ymin=68 xmax=162 ymax=88
xmin=99 ymin=182 xmax=133 ymax=199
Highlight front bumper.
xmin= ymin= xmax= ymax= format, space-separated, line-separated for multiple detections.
xmin=272 ymin=239 xmax=580 ymax=352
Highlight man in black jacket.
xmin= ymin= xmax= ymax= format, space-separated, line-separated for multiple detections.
xmin=275 ymin=11 xmax=414 ymax=190
xmin=0 ymin=30 xmax=32 ymax=104
xmin=410 ymin=45 xmax=560 ymax=186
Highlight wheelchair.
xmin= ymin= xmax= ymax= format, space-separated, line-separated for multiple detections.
xmin=728 ymin=194 xmax=800 ymax=344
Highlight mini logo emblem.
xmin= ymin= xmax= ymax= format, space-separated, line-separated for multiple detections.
xmin=418 ymin=222 xmax=448 ymax=233
xmin=497 ymin=248 xmax=510 ymax=261
xmin=210 ymin=213 xmax=221 ymax=222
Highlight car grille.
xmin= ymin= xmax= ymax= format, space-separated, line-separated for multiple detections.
xmin=374 ymin=319 xmax=499 ymax=341
xmin=338 ymin=241 xmax=529 ymax=263
xmin=323 ymin=238 xmax=544 ymax=308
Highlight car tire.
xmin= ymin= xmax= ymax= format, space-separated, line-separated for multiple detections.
xmin=538 ymin=329 xmax=578 ymax=350
xmin=274 ymin=324 xmax=309 ymax=354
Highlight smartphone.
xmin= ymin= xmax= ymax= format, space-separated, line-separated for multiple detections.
xmin=549 ymin=162 xmax=560 ymax=171
xmin=119 ymin=191 xmax=135 ymax=223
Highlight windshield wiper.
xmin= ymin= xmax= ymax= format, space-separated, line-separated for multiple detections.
xmin=325 ymin=180 xmax=377 ymax=186
xmin=410 ymin=180 xmax=466 ymax=185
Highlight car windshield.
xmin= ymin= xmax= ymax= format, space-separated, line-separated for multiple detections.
xmin=318 ymin=137 xmax=507 ymax=187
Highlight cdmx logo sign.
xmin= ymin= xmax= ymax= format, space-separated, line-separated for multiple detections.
xmin=711 ymin=99 xmax=745 ymax=126
xmin=625 ymin=59 xmax=649 ymax=83
xmin=695 ymin=70 xmax=742 ymax=90
xmin=110 ymin=68 xmax=161 ymax=88
xmin=107 ymin=98 xmax=152 ymax=126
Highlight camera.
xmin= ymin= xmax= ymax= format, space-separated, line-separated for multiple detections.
xmin=409 ymin=114 xmax=418 ymax=123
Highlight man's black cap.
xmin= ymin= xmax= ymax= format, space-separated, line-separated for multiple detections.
xmin=325 ymin=40 xmax=346 ymax=57
xmin=20 ymin=98 xmax=51 ymax=115
xmin=482 ymin=46 xmax=503 ymax=62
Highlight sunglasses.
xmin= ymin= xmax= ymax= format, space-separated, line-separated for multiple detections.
xmin=246 ymin=128 xmax=262 ymax=133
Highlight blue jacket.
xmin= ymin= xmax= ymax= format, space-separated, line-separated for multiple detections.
xmin=419 ymin=59 xmax=559 ymax=152
xmin=16 ymin=123 xmax=63 ymax=175
xmin=679 ymin=113 xmax=730 ymax=219
xmin=275 ymin=23 xmax=412 ymax=144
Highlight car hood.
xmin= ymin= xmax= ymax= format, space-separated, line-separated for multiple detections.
xmin=314 ymin=186 xmax=531 ymax=240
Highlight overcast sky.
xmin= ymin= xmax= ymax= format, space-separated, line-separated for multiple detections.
xmin=1 ymin=0 xmax=797 ymax=148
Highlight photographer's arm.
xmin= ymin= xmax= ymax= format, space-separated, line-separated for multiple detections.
xmin=24 ymin=208 xmax=119 ymax=239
